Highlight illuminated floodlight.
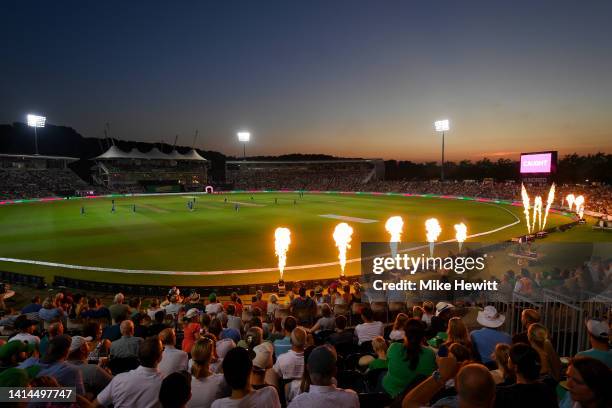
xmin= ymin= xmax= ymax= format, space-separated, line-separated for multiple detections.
xmin=27 ymin=114 xmax=46 ymax=128
xmin=237 ymin=131 xmax=251 ymax=142
xmin=434 ymin=119 xmax=449 ymax=132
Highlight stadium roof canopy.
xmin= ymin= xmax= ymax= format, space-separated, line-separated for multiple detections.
xmin=93 ymin=146 xmax=207 ymax=161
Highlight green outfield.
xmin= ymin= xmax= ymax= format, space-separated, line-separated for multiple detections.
xmin=0 ymin=192 xmax=606 ymax=286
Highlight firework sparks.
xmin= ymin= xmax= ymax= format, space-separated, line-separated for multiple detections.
xmin=533 ymin=196 xmax=543 ymax=231
xmin=566 ymin=194 xmax=575 ymax=211
xmin=541 ymin=184 xmax=555 ymax=231
xmin=333 ymin=223 xmax=353 ymax=276
xmin=425 ymin=218 xmax=442 ymax=256
xmin=575 ymin=195 xmax=585 ymax=219
xmin=521 ymin=184 xmax=532 ymax=234
xmin=274 ymin=227 xmax=291 ymax=279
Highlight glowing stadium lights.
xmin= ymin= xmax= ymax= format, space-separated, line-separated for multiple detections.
xmin=333 ymin=223 xmax=353 ymax=277
xmin=237 ymin=131 xmax=250 ymax=160
xmin=434 ymin=119 xmax=450 ymax=180
xmin=274 ymin=227 xmax=291 ymax=279
xmin=27 ymin=114 xmax=46 ymax=155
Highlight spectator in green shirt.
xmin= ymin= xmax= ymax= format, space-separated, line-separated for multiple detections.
xmin=368 ymin=336 xmax=388 ymax=370
xmin=382 ymin=318 xmax=436 ymax=398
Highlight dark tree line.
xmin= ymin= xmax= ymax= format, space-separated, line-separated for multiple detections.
xmin=1 ymin=122 xmax=609 ymax=184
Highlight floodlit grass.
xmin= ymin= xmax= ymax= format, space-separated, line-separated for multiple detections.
xmin=0 ymin=192 xmax=604 ymax=286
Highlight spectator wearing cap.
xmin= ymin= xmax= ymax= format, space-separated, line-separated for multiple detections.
xmin=560 ymin=356 xmax=612 ymax=408
xmin=272 ymin=327 xmax=307 ymax=383
xmin=251 ymin=341 xmax=274 ymax=390
xmin=95 ymin=336 xmax=164 ymax=408
xmin=576 ymin=319 xmax=611 ymax=368
xmin=494 ymin=343 xmax=557 ymax=408
xmin=185 ymin=292 xmax=205 ymax=312
xmin=109 ymin=293 xmax=129 ymax=324
xmin=354 ymin=306 xmax=384 ymax=345
xmin=159 ymin=328 xmax=189 ymax=377
xmin=182 ymin=308 xmax=202 ymax=354
xmin=205 ymin=293 xmax=223 ymax=316
xmin=0 ymin=340 xmax=35 ymax=372
xmin=39 ymin=321 xmax=64 ymax=358
xmin=187 ymin=337 xmax=230 ymax=408
xmin=470 ymin=306 xmax=511 ymax=366
xmin=67 ymin=335 xmax=112 ymax=398
xmin=511 ymin=308 xmax=541 ymax=344
xmin=9 ymin=315 xmax=40 ymax=345
xmin=19 ymin=334 xmax=85 ymax=395
xmin=274 ymin=316 xmax=297 ymax=357
xmin=288 ymin=345 xmax=358 ymax=408
xmin=211 ymin=347 xmax=281 ymax=408
xmin=160 ymin=371 xmax=192 ymax=408
xmin=109 ymin=320 xmax=143 ymax=359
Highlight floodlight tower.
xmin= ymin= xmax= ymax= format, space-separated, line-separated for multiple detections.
xmin=237 ymin=131 xmax=250 ymax=160
xmin=27 ymin=114 xmax=46 ymax=155
xmin=434 ymin=119 xmax=450 ymax=181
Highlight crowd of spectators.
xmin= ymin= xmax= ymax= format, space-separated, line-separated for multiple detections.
xmin=0 ymin=168 xmax=96 ymax=200
xmin=0 ymin=282 xmax=609 ymax=408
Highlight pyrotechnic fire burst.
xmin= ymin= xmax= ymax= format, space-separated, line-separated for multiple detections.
xmin=274 ymin=227 xmax=291 ymax=279
xmin=425 ymin=218 xmax=442 ymax=256
xmin=454 ymin=223 xmax=467 ymax=252
xmin=542 ymin=183 xmax=555 ymax=230
xmin=385 ymin=216 xmax=404 ymax=257
xmin=521 ymin=184 xmax=532 ymax=234
xmin=565 ymin=194 xmax=575 ymax=211
xmin=333 ymin=223 xmax=353 ymax=276
xmin=533 ymin=196 xmax=543 ymax=232
xmin=575 ymin=195 xmax=585 ymax=219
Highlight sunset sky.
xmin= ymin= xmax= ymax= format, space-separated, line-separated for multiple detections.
xmin=1 ymin=1 xmax=611 ymax=161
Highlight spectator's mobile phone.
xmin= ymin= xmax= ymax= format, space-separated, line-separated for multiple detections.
xmin=437 ymin=344 xmax=448 ymax=357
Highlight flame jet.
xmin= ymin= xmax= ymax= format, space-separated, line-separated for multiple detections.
xmin=333 ymin=223 xmax=353 ymax=276
xmin=385 ymin=216 xmax=404 ymax=257
xmin=454 ymin=223 xmax=467 ymax=252
xmin=274 ymin=227 xmax=291 ymax=280
xmin=425 ymin=218 xmax=442 ymax=256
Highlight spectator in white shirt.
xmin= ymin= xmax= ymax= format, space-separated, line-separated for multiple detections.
xmin=272 ymin=327 xmax=306 ymax=381
xmin=158 ymin=328 xmax=188 ymax=377
xmin=147 ymin=299 xmax=164 ymax=321
xmin=225 ymin=304 xmax=242 ymax=333
xmin=187 ymin=337 xmax=230 ymax=408
xmin=211 ymin=347 xmax=281 ymax=408
xmin=205 ymin=293 xmax=223 ymax=317
xmin=9 ymin=315 xmax=40 ymax=345
xmin=94 ymin=336 xmax=164 ymax=408
xmin=354 ymin=307 xmax=383 ymax=345
xmin=288 ymin=345 xmax=358 ymax=408
xmin=164 ymin=296 xmax=183 ymax=317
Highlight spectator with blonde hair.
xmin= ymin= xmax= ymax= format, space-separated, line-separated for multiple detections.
xmin=490 ymin=343 xmax=513 ymax=385
xmin=368 ymin=336 xmax=388 ymax=370
xmin=187 ymin=337 xmax=230 ymax=408
xmin=389 ymin=313 xmax=409 ymax=341
xmin=445 ymin=317 xmax=472 ymax=351
xmin=528 ymin=323 xmax=561 ymax=381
